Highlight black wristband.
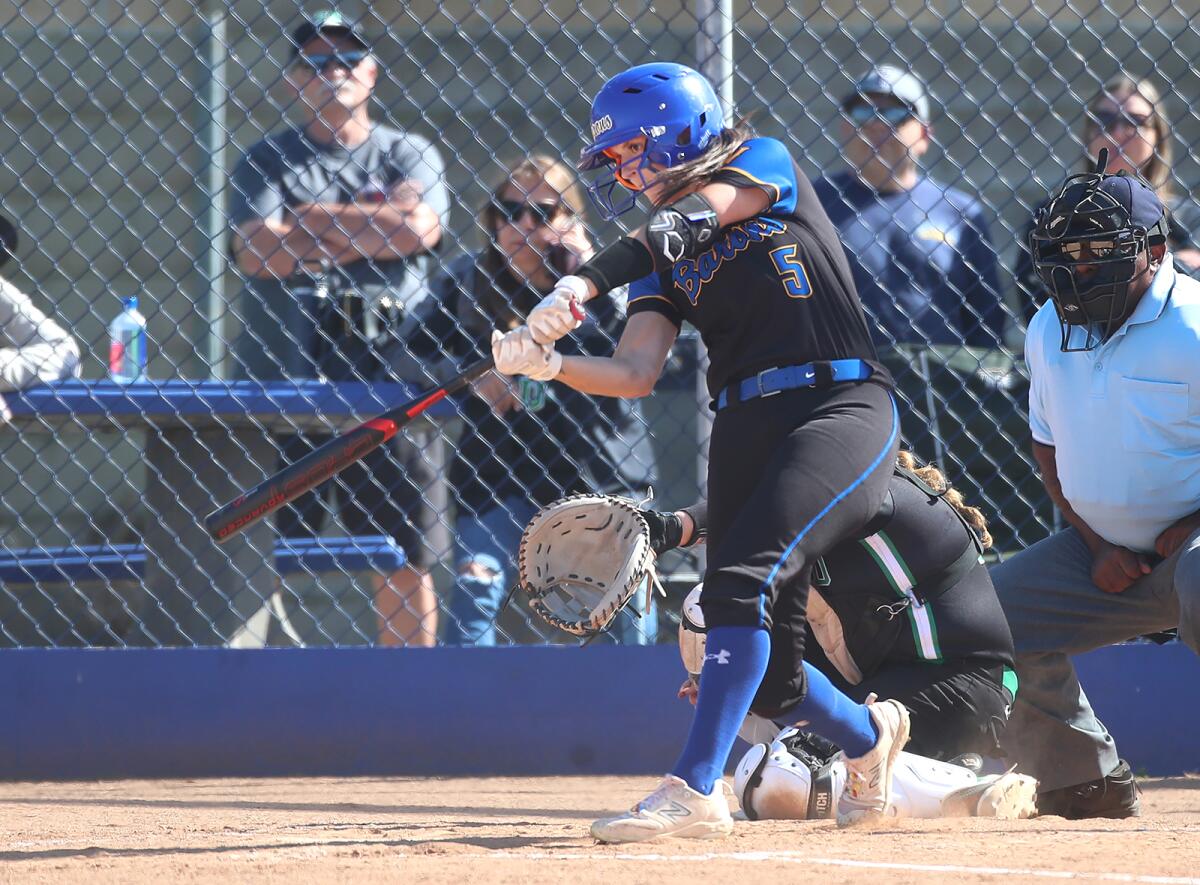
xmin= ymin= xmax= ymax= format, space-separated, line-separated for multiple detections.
xmin=576 ymin=236 xmax=655 ymax=294
xmin=643 ymin=508 xmax=685 ymax=555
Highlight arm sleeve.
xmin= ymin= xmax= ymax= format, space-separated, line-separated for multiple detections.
xmin=680 ymin=499 xmax=707 ymax=545
xmin=229 ymin=141 xmax=285 ymax=228
xmin=709 ymin=137 xmax=798 ymax=215
xmin=0 ymin=278 xmax=81 ymax=391
xmin=1025 ymin=314 xmax=1054 ymax=445
xmin=626 ymin=273 xmax=682 ymax=328
xmin=957 ymin=204 xmax=1006 ymax=348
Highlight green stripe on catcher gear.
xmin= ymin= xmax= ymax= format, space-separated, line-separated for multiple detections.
xmin=518 ymin=493 xmax=662 ymax=637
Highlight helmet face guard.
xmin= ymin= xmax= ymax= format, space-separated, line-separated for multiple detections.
xmin=578 ymin=63 xmax=723 ymax=220
xmin=1030 ymin=151 xmax=1165 ymax=351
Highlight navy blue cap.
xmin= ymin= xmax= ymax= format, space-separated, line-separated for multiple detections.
xmin=291 ymin=11 xmax=368 ymax=57
xmin=1097 ymin=174 xmax=1164 ymax=230
xmin=1048 ymin=173 xmax=1165 ymax=239
xmin=845 ymin=65 xmax=930 ymax=122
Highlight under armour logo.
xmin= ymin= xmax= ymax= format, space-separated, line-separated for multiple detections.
xmin=704 ymin=649 xmax=731 ymax=665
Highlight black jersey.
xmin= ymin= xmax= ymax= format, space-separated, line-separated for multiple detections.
xmin=813 ymin=469 xmax=1014 ymax=671
xmin=626 ymin=137 xmax=888 ymax=396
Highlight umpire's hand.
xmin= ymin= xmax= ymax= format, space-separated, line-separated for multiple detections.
xmin=1091 ymin=542 xmax=1153 ymax=594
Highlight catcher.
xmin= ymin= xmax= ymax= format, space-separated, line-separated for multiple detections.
xmin=518 ymin=452 xmax=1037 ymax=823
xmin=665 ymin=451 xmax=1020 ymax=765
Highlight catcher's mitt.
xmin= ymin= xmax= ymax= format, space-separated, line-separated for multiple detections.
xmin=518 ymin=492 xmax=657 ymax=636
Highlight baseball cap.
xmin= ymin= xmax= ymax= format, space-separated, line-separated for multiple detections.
xmin=844 ymin=65 xmax=930 ymax=123
xmin=1049 ymin=173 xmax=1165 ymax=239
xmin=290 ymin=11 xmax=369 ymax=58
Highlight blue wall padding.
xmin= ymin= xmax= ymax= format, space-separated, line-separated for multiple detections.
xmin=0 ymin=643 xmax=1194 ymax=780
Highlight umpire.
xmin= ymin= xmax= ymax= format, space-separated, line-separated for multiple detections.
xmin=994 ymin=156 xmax=1200 ymax=818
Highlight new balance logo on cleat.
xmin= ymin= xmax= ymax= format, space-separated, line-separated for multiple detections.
xmin=704 ymin=649 xmax=731 ymax=665
xmin=590 ymin=776 xmax=734 ymax=844
xmin=656 ymin=801 xmax=693 ymax=821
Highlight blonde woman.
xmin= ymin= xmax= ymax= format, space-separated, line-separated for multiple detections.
xmin=1017 ymin=76 xmax=1200 ymax=316
xmin=400 ymin=156 xmax=657 ymax=647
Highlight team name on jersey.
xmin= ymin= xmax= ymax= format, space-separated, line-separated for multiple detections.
xmin=672 ymin=217 xmax=788 ymax=304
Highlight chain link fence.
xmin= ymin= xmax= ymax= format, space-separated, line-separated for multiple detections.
xmin=0 ymin=0 xmax=1193 ymax=647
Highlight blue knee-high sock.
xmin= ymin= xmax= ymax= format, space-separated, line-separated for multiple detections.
xmin=671 ymin=626 xmax=770 ymax=795
xmin=775 ymin=662 xmax=878 ymax=757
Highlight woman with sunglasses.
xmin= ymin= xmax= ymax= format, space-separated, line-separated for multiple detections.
xmin=1016 ymin=76 xmax=1200 ymax=319
xmin=398 ymin=155 xmax=657 ymax=646
xmin=490 ymin=63 xmax=908 ymax=841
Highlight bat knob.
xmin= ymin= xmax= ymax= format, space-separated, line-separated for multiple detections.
xmin=569 ymin=299 xmax=586 ymax=322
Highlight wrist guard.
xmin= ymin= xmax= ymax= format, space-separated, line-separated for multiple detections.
xmin=577 ymin=236 xmax=654 ymax=294
xmin=643 ymin=508 xmax=685 ymax=555
xmin=646 ymin=192 xmax=720 ymax=270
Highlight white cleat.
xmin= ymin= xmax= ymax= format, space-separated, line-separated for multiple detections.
xmin=590 ymin=775 xmax=735 ymax=844
xmin=837 ymin=698 xmax=911 ymax=826
xmin=941 ymin=771 xmax=1039 ymax=819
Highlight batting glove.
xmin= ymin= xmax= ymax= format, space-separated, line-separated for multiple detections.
xmin=491 ymin=328 xmax=562 ymax=381
xmin=527 ymin=276 xmax=587 ymax=344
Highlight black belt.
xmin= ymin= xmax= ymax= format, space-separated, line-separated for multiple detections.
xmin=714 ymin=360 xmax=872 ymax=411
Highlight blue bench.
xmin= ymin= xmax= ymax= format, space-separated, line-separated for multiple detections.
xmin=0 ymin=536 xmax=406 ymax=586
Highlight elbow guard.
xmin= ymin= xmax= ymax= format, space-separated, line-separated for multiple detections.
xmin=646 ymin=192 xmax=721 ymax=269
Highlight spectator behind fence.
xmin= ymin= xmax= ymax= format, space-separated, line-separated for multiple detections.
xmin=813 ymin=65 xmax=1011 ymax=521
xmin=396 ymin=157 xmax=659 ymax=646
xmin=229 ymin=12 xmax=449 ymax=647
xmin=0 ymin=214 xmax=80 ymax=418
xmin=1015 ymin=76 xmax=1200 ymax=322
xmin=814 ymin=65 xmax=1006 ymax=352
xmin=993 ymin=160 xmax=1200 ymax=819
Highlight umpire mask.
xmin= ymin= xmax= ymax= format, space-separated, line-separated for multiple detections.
xmin=1030 ymin=150 xmax=1166 ymax=352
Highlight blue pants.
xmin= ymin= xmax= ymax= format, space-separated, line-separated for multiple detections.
xmin=443 ymin=495 xmax=658 ymax=646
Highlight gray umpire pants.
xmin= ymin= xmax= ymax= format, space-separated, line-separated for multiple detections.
xmin=990 ymin=526 xmax=1200 ymax=791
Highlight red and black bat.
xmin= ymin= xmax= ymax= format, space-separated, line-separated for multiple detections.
xmin=205 ymin=356 xmax=495 ymax=543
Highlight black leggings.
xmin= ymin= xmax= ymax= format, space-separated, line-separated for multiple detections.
xmin=700 ymin=381 xmax=899 ymax=648
xmin=802 ymin=640 xmax=1014 ymax=760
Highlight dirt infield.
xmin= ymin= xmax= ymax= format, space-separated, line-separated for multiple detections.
xmin=1 ymin=775 xmax=1198 ymax=883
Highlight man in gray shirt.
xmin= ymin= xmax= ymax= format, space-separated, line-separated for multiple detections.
xmin=230 ymin=12 xmax=450 ymax=647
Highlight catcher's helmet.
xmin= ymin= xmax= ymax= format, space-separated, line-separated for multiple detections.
xmin=579 ymin=62 xmax=724 ymax=219
xmin=734 ymin=727 xmax=842 ymax=821
xmin=1029 ymin=149 xmax=1167 ymax=351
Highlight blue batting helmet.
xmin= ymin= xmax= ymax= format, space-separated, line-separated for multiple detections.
xmin=579 ymin=63 xmax=724 ymax=218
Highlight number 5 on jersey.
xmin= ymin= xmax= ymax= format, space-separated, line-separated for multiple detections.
xmin=770 ymin=244 xmax=813 ymax=299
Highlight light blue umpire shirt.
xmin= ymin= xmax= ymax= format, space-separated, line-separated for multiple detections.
xmin=1027 ymin=257 xmax=1200 ymax=553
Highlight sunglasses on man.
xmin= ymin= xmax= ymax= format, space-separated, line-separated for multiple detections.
xmin=844 ymin=103 xmax=917 ymax=128
xmin=494 ymin=200 xmax=568 ymax=226
xmin=1092 ymin=109 xmax=1153 ymax=132
xmin=295 ymin=49 xmax=370 ymax=73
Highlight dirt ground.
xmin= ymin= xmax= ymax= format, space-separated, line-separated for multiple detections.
xmin=1 ymin=775 xmax=1198 ymax=884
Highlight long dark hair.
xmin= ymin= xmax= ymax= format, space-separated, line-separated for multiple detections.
xmin=651 ymin=120 xmax=756 ymax=206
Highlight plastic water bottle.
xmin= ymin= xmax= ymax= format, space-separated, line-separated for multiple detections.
xmin=108 ymin=296 xmax=147 ymax=383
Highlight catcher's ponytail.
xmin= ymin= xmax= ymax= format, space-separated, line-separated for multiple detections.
xmin=896 ymin=450 xmax=993 ymax=551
